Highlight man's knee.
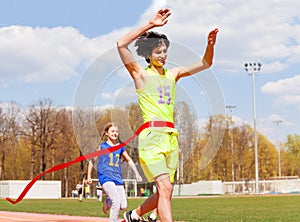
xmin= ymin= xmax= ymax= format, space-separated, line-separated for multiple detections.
xmin=156 ymin=175 xmax=173 ymax=197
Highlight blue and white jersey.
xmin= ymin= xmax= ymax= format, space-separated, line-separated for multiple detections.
xmin=97 ymin=142 xmax=125 ymax=185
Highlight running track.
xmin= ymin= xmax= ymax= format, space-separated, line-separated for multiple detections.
xmin=0 ymin=211 xmax=125 ymax=222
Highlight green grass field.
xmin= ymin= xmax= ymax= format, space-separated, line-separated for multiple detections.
xmin=1 ymin=195 xmax=300 ymax=221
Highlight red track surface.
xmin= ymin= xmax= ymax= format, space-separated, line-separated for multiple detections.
xmin=0 ymin=211 xmax=125 ymax=222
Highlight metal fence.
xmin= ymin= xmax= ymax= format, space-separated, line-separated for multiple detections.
xmin=223 ymin=177 xmax=300 ymax=194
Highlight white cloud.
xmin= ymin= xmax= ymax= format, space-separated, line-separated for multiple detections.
xmin=261 ymin=75 xmax=300 ymax=109
xmin=261 ymin=75 xmax=300 ymax=95
xmin=139 ymin=0 xmax=167 ymax=24
xmin=0 ymin=26 xmax=116 ymax=83
xmin=261 ymin=61 xmax=289 ymax=74
xmin=1 ymin=0 xmax=300 ymax=146
xmin=1 ymin=0 xmax=299 ymax=85
xmin=157 ymin=0 xmax=300 ymax=75
xmin=100 ymin=87 xmax=136 ymax=100
xmin=257 ymin=114 xmax=294 ymax=143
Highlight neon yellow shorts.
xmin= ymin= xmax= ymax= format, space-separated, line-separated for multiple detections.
xmin=138 ymin=129 xmax=179 ymax=183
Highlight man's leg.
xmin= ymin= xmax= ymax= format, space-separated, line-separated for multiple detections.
xmin=154 ymin=174 xmax=173 ymax=222
xmin=135 ymin=192 xmax=158 ymax=216
xmin=124 ymin=131 xmax=175 ymax=221
xmin=124 ymin=185 xmax=159 ymax=221
xmin=134 ymin=174 xmax=172 ymax=222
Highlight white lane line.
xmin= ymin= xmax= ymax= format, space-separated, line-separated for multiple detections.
xmin=0 ymin=216 xmax=35 ymax=221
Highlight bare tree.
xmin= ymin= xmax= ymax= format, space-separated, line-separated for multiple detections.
xmin=23 ymin=99 xmax=60 ymax=179
xmin=0 ymin=102 xmax=21 ymax=179
xmin=72 ymin=107 xmax=100 ymax=181
xmin=174 ymin=101 xmax=198 ymax=184
xmin=53 ymin=108 xmax=78 ymax=197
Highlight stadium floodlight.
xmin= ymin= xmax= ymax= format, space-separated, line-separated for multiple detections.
xmin=244 ymin=62 xmax=262 ymax=194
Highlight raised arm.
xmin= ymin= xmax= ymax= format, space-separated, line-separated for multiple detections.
xmin=172 ymin=28 xmax=219 ymax=82
xmin=117 ymin=9 xmax=171 ymax=80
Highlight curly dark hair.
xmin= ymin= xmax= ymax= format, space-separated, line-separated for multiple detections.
xmin=134 ymin=31 xmax=170 ymax=63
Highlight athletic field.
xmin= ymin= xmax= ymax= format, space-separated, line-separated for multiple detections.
xmin=1 ymin=195 xmax=300 ymax=221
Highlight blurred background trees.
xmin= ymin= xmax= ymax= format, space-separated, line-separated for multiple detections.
xmin=0 ymin=99 xmax=299 ymax=197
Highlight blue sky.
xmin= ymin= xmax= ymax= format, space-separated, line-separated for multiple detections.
xmin=1 ymin=0 xmax=300 ymax=145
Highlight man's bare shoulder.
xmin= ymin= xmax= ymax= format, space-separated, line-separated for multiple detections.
xmin=169 ymin=66 xmax=184 ymax=81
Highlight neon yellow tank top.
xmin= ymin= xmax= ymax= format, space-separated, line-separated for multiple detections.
xmin=136 ymin=67 xmax=177 ymax=133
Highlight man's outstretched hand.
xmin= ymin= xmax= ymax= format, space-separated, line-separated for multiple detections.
xmin=208 ymin=28 xmax=219 ymax=46
xmin=149 ymin=8 xmax=172 ymax=27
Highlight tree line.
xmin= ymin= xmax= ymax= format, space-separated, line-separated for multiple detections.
xmin=0 ymin=99 xmax=299 ymax=197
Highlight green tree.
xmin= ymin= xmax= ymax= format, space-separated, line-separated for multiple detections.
xmin=283 ymin=134 xmax=300 ymax=176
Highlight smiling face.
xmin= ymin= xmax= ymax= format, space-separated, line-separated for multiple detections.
xmin=105 ymin=125 xmax=119 ymax=143
xmin=150 ymin=42 xmax=168 ymax=67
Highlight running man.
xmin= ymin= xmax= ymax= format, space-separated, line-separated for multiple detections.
xmin=117 ymin=8 xmax=218 ymax=222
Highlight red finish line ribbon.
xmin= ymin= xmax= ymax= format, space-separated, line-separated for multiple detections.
xmin=6 ymin=121 xmax=174 ymax=205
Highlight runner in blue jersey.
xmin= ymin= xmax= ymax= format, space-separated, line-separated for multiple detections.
xmin=87 ymin=123 xmax=142 ymax=222
xmin=97 ymin=141 xmax=125 ymax=185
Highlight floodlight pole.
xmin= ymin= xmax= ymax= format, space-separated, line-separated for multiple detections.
xmin=225 ymin=105 xmax=236 ymax=182
xmin=244 ymin=62 xmax=262 ymax=194
xmin=273 ymin=119 xmax=283 ymax=178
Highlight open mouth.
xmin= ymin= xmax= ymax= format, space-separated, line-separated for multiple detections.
xmin=158 ymin=59 xmax=165 ymax=64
